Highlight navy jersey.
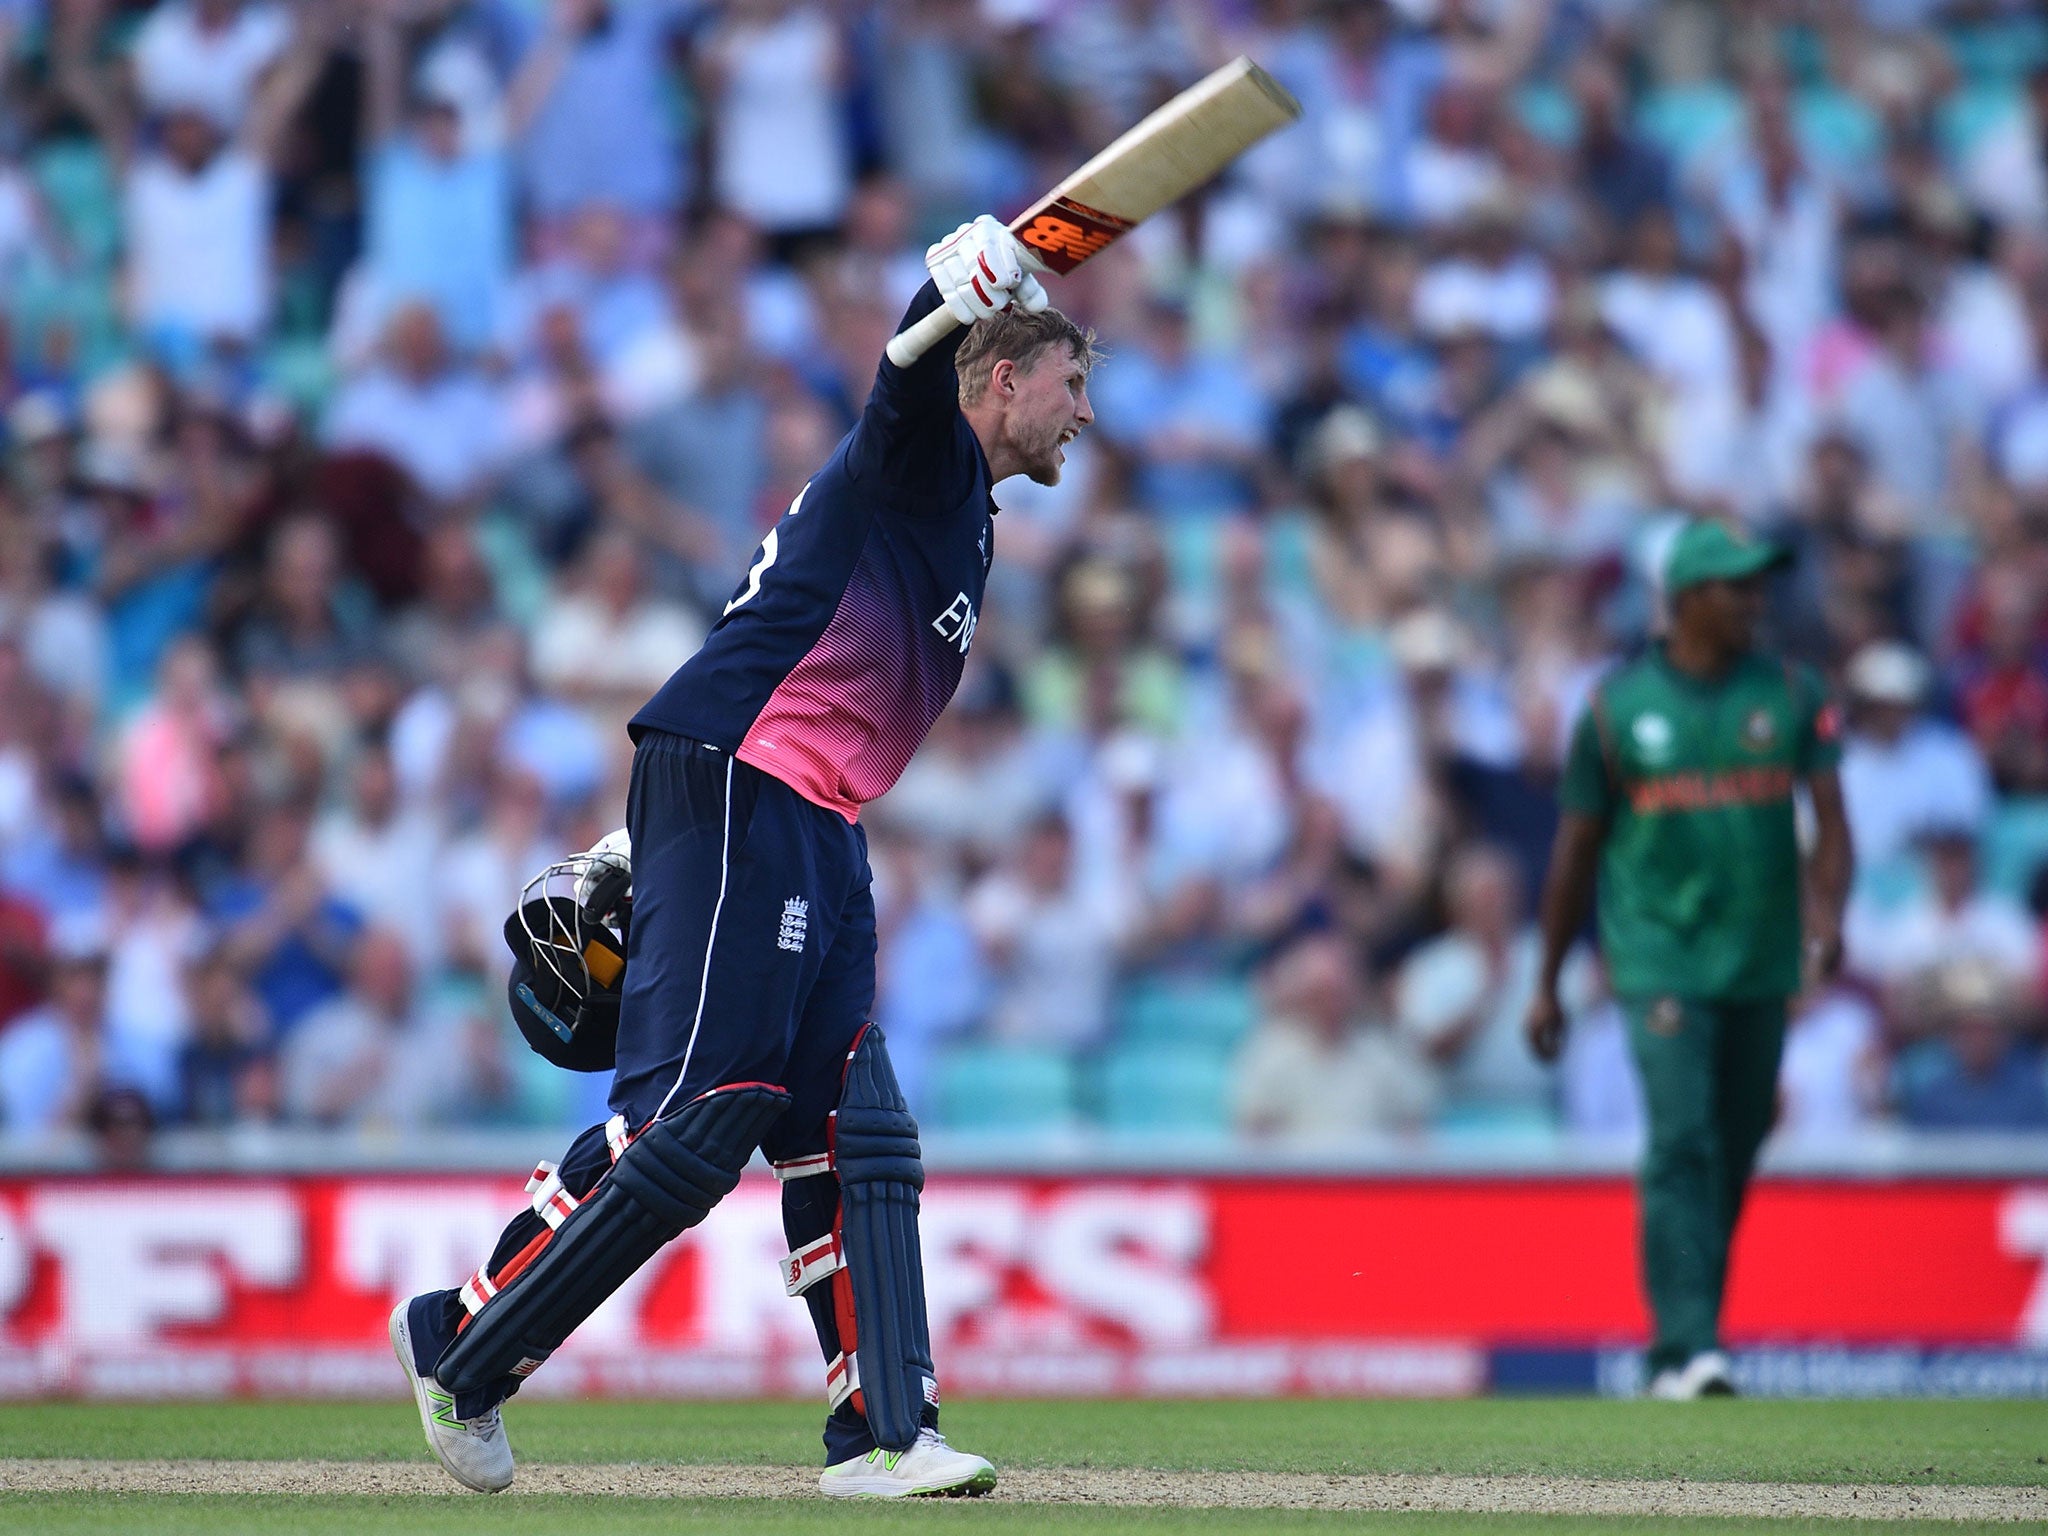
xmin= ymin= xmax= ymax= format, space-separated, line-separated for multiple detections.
xmin=630 ymin=283 xmax=994 ymax=822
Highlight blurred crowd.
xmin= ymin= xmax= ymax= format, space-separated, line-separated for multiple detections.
xmin=0 ymin=0 xmax=2045 ymax=1159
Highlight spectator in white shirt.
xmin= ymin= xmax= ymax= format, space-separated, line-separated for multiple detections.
xmin=325 ymin=303 xmax=509 ymax=503
xmin=1234 ymin=932 xmax=1438 ymax=1142
xmin=1837 ymin=641 xmax=1993 ymax=870
xmin=1959 ymin=62 xmax=2048 ymax=232
xmin=530 ymin=528 xmax=706 ymax=710
xmin=56 ymin=5 xmax=325 ymax=367
xmin=1774 ymin=982 xmax=1886 ymax=1146
xmin=1846 ymin=826 xmax=2039 ymax=995
xmin=131 ymin=0 xmax=291 ymax=131
xmin=703 ymin=0 xmax=854 ymax=238
xmin=1991 ymin=274 xmax=2048 ymax=493
xmin=1413 ymin=198 xmax=1556 ymax=344
xmin=966 ymin=812 xmax=1128 ymax=1051
xmin=1405 ymin=78 xmax=1508 ymax=229
xmin=1558 ymin=992 xmax=1643 ymax=1144
xmin=310 ymin=744 xmax=444 ymax=971
xmin=1713 ymin=83 xmax=1838 ymax=366
xmin=1668 ymin=319 xmax=1812 ymax=522
xmin=125 ymin=109 xmax=272 ymax=355
xmin=1599 ymin=209 xmax=1739 ymax=408
xmin=437 ymin=765 xmax=558 ymax=981
xmin=1394 ymin=841 xmax=1584 ymax=1122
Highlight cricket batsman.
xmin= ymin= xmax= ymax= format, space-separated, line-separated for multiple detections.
xmin=390 ymin=215 xmax=1095 ymax=1495
xmin=1525 ymin=520 xmax=1853 ymax=1399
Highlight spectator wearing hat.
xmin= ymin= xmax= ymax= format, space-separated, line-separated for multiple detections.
xmin=1301 ymin=407 xmax=1449 ymax=635
xmin=1896 ymin=958 xmax=2048 ymax=1132
xmin=1837 ymin=640 xmax=1993 ymax=870
xmin=1025 ymin=555 xmax=1183 ymax=740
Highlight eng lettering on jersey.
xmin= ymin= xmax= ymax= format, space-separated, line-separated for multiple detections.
xmin=932 ymin=591 xmax=977 ymax=654
xmin=725 ymin=485 xmax=808 ymax=616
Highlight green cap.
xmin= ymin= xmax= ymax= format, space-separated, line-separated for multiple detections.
xmin=1662 ymin=519 xmax=1789 ymax=595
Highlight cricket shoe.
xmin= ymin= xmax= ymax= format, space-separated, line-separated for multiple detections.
xmin=1647 ymin=1350 xmax=1736 ymax=1400
xmin=389 ymin=1299 xmax=515 ymax=1492
xmin=818 ymin=1428 xmax=997 ymax=1498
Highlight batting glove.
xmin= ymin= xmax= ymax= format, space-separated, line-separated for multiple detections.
xmin=574 ymin=827 xmax=632 ymax=922
xmin=926 ymin=215 xmax=1050 ymax=326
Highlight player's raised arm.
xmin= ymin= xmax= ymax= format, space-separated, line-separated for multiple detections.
xmin=878 ymin=217 xmax=1048 ymax=400
xmin=859 ymin=215 xmax=1072 ymax=493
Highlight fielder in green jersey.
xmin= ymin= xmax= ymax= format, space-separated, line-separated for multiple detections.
xmin=1526 ymin=520 xmax=1853 ymax=1399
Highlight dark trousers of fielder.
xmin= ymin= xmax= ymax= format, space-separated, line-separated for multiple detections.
xmin=1620 ymin=994 xmax=1788 ymax=1374
xmin=403 ymin=731 xmax=938 ymax=1464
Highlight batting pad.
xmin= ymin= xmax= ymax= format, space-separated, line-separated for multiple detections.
xmin=436 ymin=1081 xmax=790 ymax=1396
xmin=835 ymin=1026 xmax=937 ymax=1450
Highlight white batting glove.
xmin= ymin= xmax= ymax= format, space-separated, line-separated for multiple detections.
xmin=926 ymin=215 xmax=1050 ymax=327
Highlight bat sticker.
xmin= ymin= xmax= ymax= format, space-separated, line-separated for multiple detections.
xmin=1016 ymin=197 xmax=1137 ymax=273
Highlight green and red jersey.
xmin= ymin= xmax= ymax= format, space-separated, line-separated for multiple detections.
xmin=1560 ymin=646 xmax=1842 ymax=1001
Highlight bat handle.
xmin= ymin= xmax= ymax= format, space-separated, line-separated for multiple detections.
xmin=885 ymin=306 xmax=963 ymax=369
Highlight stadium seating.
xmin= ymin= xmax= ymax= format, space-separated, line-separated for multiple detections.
xmin=1114 ymin=980 xmax=1257 ymax=1051
xmin=931 ymin=1045 xmax=1078 ymax=1133
xmin=1983 ymin=799 xmax=2048 ymax=906
xmin=1096 ymin=1045 xmax=1231 ymax=1134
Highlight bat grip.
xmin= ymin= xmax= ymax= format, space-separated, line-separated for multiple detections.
xmin=885 ymin=305 xmax=963 ymax=369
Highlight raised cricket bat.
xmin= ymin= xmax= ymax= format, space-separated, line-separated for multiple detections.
xmin=886 ymin=55 xmax=1301 ymax=368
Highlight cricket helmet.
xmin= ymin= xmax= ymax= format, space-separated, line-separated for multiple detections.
xmin=503 ymin=846 xmax=630 ymax=1073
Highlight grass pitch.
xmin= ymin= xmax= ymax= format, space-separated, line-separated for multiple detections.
xmin=0 ymin=1399 xmax=2039 ymax=1535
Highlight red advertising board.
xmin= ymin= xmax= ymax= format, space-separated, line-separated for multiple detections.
xmin=0 ymin=1173 xmax=2040 ymax=1398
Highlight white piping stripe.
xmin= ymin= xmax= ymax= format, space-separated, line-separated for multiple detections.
xmin=653 ymin=752 xmax=735 ymax=1123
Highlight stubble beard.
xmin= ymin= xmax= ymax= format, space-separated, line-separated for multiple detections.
xmin=1024 ymin=418 xmax=1067 ymax=486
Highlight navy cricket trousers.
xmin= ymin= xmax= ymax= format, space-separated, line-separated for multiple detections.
xmin=414 ymin=731 xmax=880 ymax=1437
xmin=610 ymin=730 xmax=877 ymax=1136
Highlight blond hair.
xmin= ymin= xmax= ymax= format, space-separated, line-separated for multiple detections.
xmin=954 ymin=306 xmax=1101 ymax=406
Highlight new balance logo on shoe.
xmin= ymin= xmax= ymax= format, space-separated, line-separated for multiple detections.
xmin=427 ymin=1387 xmax=462 ymax=1430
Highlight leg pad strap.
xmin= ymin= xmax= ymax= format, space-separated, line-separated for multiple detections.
xmin=436 ymin=1082 xmax=789 ymax=1395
